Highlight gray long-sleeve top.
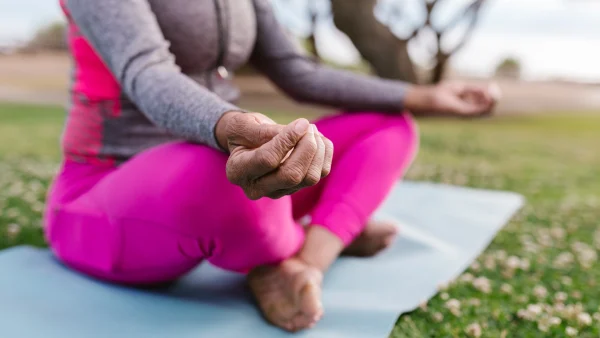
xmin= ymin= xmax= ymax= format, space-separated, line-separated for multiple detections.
xmin=61 ymin=0 xmax=408 ymax=163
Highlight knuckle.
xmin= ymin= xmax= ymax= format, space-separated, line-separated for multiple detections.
xmin=256 ymin=150 xmax=280 ymax=170
xmin=306 ymin=137 xmax=318 ymax=153
xmin=281 ymin=167 xmax=304 ymax=186
xmin=277 ymin=133 xmax=298 ymax=151
xmin=303 ymin=172 xmax=320 ymax=186
xmin=225 ymin=163 xmax=243 ymax=184
xmin=257 ymin=128 xmax=271 ymax=144
xmin=269 ymin=139 xmax=288 ymax=157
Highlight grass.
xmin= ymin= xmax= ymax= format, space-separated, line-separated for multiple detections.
xmin=1 ymin=102 xmax=600 ymax=337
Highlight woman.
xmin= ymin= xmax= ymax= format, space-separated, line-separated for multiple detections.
xmin=46 ymin=0 xmax=498 ymax=332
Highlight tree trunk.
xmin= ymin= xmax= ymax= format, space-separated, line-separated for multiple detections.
xmin=431 ymin=53 xmax=449 ymax=84
xmin=306 ymin=5 xmax=320 ymax=60
xmin=330 ymin=0 xmax=418 ymax=83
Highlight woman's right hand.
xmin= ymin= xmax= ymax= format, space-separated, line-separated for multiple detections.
xmin=215 ymin=112 xmax=333 ymax=200
xmin=404 ymin=81 xmax=501 ymax=118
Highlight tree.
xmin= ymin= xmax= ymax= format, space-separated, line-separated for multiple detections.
xmin=495 ymin=57 xmax=521 ymax=80
xmin=22 ymin=22 xmax=68 ymax=52
xmin=279 ymin=0 xmax=487 ymax=84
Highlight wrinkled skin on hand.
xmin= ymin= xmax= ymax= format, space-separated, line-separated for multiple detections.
xmin=216 ymin=112 xmax=334 ymax=200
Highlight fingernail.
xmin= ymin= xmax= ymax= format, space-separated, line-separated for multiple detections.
xmin=309 ymin=124 xmax=317 ymax=134
xmin=294 ymin=119 xmax=310 ymax=134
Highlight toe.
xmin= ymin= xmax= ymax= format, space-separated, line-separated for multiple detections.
xmin=283 ymin=321 xmax=295 ymax=332
xmin=299 ymin=280 xmax=322 ymax=316
xmin=384 ymin=231 xmax=398 ymax=247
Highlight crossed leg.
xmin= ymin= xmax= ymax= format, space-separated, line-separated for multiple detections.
xmin=45 ymin=111 xmax=418 ymax=331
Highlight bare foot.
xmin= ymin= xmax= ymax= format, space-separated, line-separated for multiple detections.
xmin=342 ymin=220 xmax=399 ymax=257
xmin=248 ymin=258 xmax=324 ymax=332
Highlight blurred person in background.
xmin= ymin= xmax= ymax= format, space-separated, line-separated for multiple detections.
xmin=46 ymin=0 xmax=498 ymax=332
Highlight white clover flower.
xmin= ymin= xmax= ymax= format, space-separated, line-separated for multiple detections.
xmin=562 ymin=303 xmax=584 ymax=320
xmin=432 ymin=312 xmax=443 ymax=322
xmin=500 ymin=284 xmax=513 ymax=294
xmin=483 ymin=256 xmax=496 ymax=270
xmin=577 ymin=250 xmax=597 ymax=269
xmin=527 ymin=304 xmax=543 ymax=316
xmin=440 ymin=292 xmax=449 ymax=300
xmin=472 ymin=277 xmax=492 ymax=294
xmin=550 ymin=227 xmax=566 ymax=240
xmin=505 ymin=256 xmax=520 ymax=269
xmin=460 ymin=273 xmax=474 ymax=283
xmin=517 ymin=309 xmax=528 ymax=320
xmin=465 ymin=323 xmax=482 ymax=338
xmin=549 ymin=317 xmax=561 ymax=326
xmin=537 ymin=231 xmax=553 ymax=247
xmin=565 ymin=327 xmax=578 ymax=336
xmin=523 ymin=242 xmax=540 ymax=253
xmin=533 ymin=285 xmax=548 ymax=299
xmin=561 ymin=276 xmax=573 ymax=286
xmin=518 ymin=304 xmax=544 ymax=321
xmin=542 ymin=303 xmax=553 ymax=313
xmin=554 ymin=292 xmax=568 ymax=303
xmin=537 ymin=322 xmax=549 ymax=333
xmin=554 ymin=252 xmax=574 ymax=269
xmin=445 ymin=299 xmax=461 ymax=316
xmin=577 ymin=312 xmax=592 ymax=326
xmin=6 ymin=223 xmax=21 ymax=239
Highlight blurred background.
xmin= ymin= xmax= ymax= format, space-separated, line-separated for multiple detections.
xmin=1 ymin=0 xmax=600 ymax=113
xmin=0 ymin=1 xmax=599 ymax=336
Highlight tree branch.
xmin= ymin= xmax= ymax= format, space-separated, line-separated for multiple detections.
xmin=436 ymin=0 xmax=484 ymax=34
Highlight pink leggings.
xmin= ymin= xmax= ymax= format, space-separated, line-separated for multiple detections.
xmin=44 ymin=112 xmax=419 ymax=284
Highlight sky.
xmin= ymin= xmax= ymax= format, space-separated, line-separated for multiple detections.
xmin=1 ymin=0 xmax=600 ymax=82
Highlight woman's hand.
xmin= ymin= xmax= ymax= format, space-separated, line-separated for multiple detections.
xmin=215 ymin=112 xmax=333 ymax=200
xmin=404 ymin=81 xmax=502 ymax=117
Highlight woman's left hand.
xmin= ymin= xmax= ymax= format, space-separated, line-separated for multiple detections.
xmin=404 ymin=81 xmax=502 ymax=117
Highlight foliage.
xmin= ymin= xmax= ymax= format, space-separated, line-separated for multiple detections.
xmin=495 ymin=57 xmax=522 ymax=80
xmin=21 ymin=22 xmax=67 ymax=52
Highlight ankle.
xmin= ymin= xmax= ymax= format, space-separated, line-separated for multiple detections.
xmin=297 ymin=226 xmax=344 ymax=273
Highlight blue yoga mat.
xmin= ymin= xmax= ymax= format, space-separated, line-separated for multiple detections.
xmin=0 ymin=182 xmax=523 ymax=338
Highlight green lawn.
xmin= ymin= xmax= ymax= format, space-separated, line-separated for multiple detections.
xmin=1 ymin=102 xmax=600 ymax=337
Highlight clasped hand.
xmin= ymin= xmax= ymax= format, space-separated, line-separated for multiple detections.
xmin=216 ymin=112 xmax=333 ymax=200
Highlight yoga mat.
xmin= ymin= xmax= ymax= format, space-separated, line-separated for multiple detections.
xmin=0 ymin=182 xmax=523 ymax=338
